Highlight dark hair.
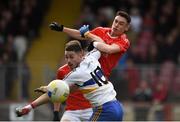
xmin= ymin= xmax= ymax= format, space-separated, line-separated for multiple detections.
xmin=116 ymin=10 xmax=131 ymax=24
xmin=65 ymin=40 xmax=83 ymax=52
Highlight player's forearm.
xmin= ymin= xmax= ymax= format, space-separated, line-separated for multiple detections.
xmin=93 ymin=42 xmax=120 ymax=54
xmin=33 ymin=93 xmax=51 ymax=107
xmin=63 ymin=27 xmax=85 ymax=40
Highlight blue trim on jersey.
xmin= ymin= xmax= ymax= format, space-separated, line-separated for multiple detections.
xmin=89 ymin=100 xmax=124 ymax=121
xmin=81 ymin=68 xmax=105 ymax=87
xmin=81 ymin=78 xmax=96 ymax=87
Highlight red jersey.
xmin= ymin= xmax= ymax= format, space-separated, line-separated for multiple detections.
xmin=91 ymin=27 xmax=130 ymax=78
xmin=56 ymin=64 xmax=91 ymax=110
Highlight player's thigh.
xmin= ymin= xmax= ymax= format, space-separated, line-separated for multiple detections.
xmin=61 ymin=110 xmax=81 ymax=122
xmin=80 ymin=108 xmax=93 ymax=121
xmin=90 ymin=100 xmax=124 ymax=121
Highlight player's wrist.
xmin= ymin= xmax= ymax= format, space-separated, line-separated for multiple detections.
xmin=59 ymin=24 xmax=64 ymax=31
xmin=84 ymin=31 xmax=90 ymax=37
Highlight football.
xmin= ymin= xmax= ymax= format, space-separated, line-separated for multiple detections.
xmin=47 ymin=79 xmax=70 ymax=103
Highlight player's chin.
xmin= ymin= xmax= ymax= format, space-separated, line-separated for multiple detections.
xmin=69 ymin=64 xmax=75 ymax=69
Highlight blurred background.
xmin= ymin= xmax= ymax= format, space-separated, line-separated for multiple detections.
xmin=0 ymin=0 xmax=179 ymax=121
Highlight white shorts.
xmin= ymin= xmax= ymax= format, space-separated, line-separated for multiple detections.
xmin=61 ymin=108 xmax=93 ymax=122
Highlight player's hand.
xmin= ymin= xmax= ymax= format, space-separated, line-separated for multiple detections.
xmin=53 ymin=111 xmax=60 ymax=121
xmin=34 ymin=86 xmax=47 ymax=93
xmin=49 ymin=22 xmax=64 ymax=31
xmin=79 ymin=25 xmax=90 ymax=37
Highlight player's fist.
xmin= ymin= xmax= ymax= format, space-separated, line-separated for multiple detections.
xmin=49 ymin=22 xmax=64 ymax=31
xmin=79 ymin=25 xmax=90 ymax=37
xmin=34 ymin=86 xmax=47 ymax=93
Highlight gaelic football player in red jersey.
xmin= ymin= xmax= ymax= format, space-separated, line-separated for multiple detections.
xmin=50 ymin=10 xmax=131 ymax=78
xmin=48 ymin=10 xmax=131 ymax=121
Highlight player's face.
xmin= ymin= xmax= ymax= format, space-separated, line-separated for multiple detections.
xmin=65 ymin=51 xmax=83 ymax=69
xmin=111 ymin=16 xmax=129 ymax=36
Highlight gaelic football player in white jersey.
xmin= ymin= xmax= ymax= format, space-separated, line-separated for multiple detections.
xmin=16 ymin=40 xmax=124 ymax=121
xmin=62 ymin=40 xmax=123 ymax=121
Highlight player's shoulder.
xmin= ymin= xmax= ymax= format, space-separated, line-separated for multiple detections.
xmin=58 ymin=64 xmax=70 ymax=72
xmin=79 ymin=52 xmax=98 ymax=69
xmin=120 ymin=34 xmax=130 ymax=44
xmin=93 ymin=27 xmax=110 ymax=32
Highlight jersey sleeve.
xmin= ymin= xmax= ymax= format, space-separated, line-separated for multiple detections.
xmin=88 ymin=49 xmax=101 ymax=60
xmin=90 ymin=27 xmax=103 ymax=35
xmin=56 ymin=64 xmax=71 ymax=79
xmin=63 ymin=69 xmax=86 ymax=86
xmin=115 ymin=34 xmax=130 ymax=53
xmin=56 ymin=68 xmax=65 ymax=79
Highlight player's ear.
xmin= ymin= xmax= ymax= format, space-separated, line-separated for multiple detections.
xmin=78 ymin=50 xmax=84 ymax=57
xmin=125 ymin=24 xmax=130 ymax=32
xmin=81 ymin=50 xmax=85 ymax=57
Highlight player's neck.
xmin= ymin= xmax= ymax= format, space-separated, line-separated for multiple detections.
xmin=108 ymin=31 xmax=119 ymax=38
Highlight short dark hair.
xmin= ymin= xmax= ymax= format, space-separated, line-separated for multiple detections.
xmin=116 ymin=11 xmax=131 ymax=24
xmin=65 ymin=40 xmax=83 ymax=52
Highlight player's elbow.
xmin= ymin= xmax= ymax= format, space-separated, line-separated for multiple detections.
xmin=105 ymin=46 xmax=120 ymax=54
xmin=103 ymin=44 xmax=120 ymax=54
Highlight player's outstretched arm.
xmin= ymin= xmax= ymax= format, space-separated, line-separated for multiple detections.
xmin=15 ymin=93 xmax=51 ymax=117
xmin=79 ymin=25 xmax=121 ymax=54
xmin=49 ymin=22 xmax=85 ymax=40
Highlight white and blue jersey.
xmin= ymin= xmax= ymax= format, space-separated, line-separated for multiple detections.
xmin=63 ymin=49 xmax=124 ymax=121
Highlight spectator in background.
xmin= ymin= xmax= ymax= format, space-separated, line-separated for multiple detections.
xmin=13 ymin=35 xmax=28 ymax=62
xmin=148 ymin=81 xmax=168 ymax=121
xmin=76 ymin=5 xmax=96 ymax=28
xmin=0 ymin=0 xmax=51 ymax=100
xmin=133 ymin=80 xmax=152 ymax=121
xmin=172 ymin=70 xmax=180 ymax=98
xmin=96 ymin=7 xmax=115 ymax=27
xmin=4 ymin=34 xmax=17 ymax=98
xmin=21 ymin=60 xmax=31 ymax=100
xmin=128 ymin=7 xmax=142 ymax=45
xmin=130 ymin=7 xmax=142 ymax=34
xmin=125 ymin=58 xmax=140 ymax=96
xmin=133 ymin=80 xmax=152 ymax=102
xmin=147 ymin=44 xmax=158 ymax=64
xmin=153 ymin=81 xmax=168 ymax=104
